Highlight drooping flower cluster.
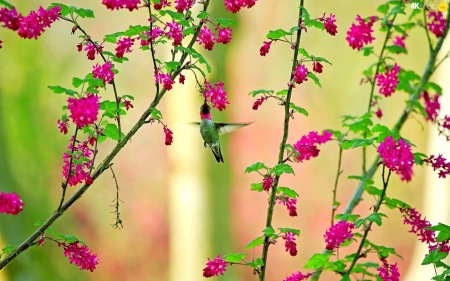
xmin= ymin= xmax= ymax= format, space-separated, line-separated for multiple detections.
xmin=79 ymin=43 xmax=103 ymax=60
xmin=262 ymin=175 xmax=273 ymax=191
xmin=346 ymin=15 xmax=376 ymax=50
xmin=67 ymin=94 xmax=100 ymax=128
xmin=283 ymin=232 xmax=298 ymax=256
xmin=378 ymin=258 xmax=400 ymax=281
xmin=283 ymin=271 xmax=312 ymax=281
xmin=278 ymin=196 xmax=297 ymax=217
xmin=18 ymin=6 xmax=61 ymax=39
xmin=92 ymin=61 xmax=115 ymax=85
xmin=155 ymin=72 xmax=175 ymax=91
xmin=324 ymin=220 xmax=355 ymax=251
xmin=203 ymin=80 xmax=229 ymax=111
xmin=0 ymin=191 xmax=24 ymax=215
xmin=375 ymin=63 xmax=400 ymax=97
xmin=312 ymin=61 xmax=323 ymax=73
xmin=174 ymin=0 xmax=195 ymax=13
xmin=437 ymin=115 xmax=450 ymax=141
xmin=153 ymin=0 xmax=171 ymax=10
xmin=202 ymin=255 xmax=227 ymax=278
xmin=393 ymin=35 xmax=406 ymax=49
xmin=322 ymin=13 xmax=338 ymax=36
xmin=61 ymin=242 xmax=99 ymax=272
xmin=163 ymin=126 xmax=173 ymax=146
xmin=375 ymin=108 xmax=383 ymax=119
xmin=400 ymin=207 xmax=450 ymax=253
xmin=427 ymin=11 xmax=446 ymax=38
xmin=115 ymin=37 xmax=134 ymax=58
xmin=197 ymin=25 xmax=233 ymax=51
xmin=58 ymin=118 xmax=69 ymax=134
xmin=252 ymin=96 xmax=267 ymax=110
xmin=62 ymin=136 xmax=95 ymax=186
xmin=423 ymin=154 xmax=450 ymax=179
xmin=102 ymin=0 xmax=141 ymax=11
xmin=293 ymin=64 xmax=309 ymax=84
xmin=215 ymin=25 xmax=232 ymax=44
xmin=422 ymin=91 xmax=440 ymax=122
xmin=377 ymin=136 xmax=414 ymax=181
xmin=165 ymin=21 xmax=183 ymax=46
xmin=293 ymin=131 xmax=332 ymax=162
xmin=224 ymin=0 xmax=257 ymax=13
xmin=259 ymin=41 xmax=272 ymax=56
xmin=0 ymin=7 xmax=23 ymax=31
xmin=140 ymin=27 xmax=164 ymax=46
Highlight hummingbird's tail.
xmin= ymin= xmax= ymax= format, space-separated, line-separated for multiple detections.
xmin=210 ymin=144 xmax=224 ymax=163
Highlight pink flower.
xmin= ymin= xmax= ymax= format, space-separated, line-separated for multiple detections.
xmin=283 ymin=271 xmax=312 ymax=281
xmin=293 ymin=131 xmax=332 ymax=162
xmin=252 ymin=97 xmax=266 ymax=110
xmin=123 ymin=100 xmax=133 ymax=111
xmin=283 ymin=232 xmax=298 ymax=256
xmin=312 ymin=61 xmax=323 ymax=73
xmin=424 ymin=154 xmax=450 ymax=179
xmin=165 ymin=21 xmax=183 ymax=46
xmin=260 ymin=41 xmax=272 ymax=56
xmin=393 ymin=36 xmax=406 ymax=49
xmin=375 ymin=63 xmax=400 ymax=97
xmin=140 ymin=27 xmax=164 ymax=46
xmin=18 ymin=6 xmax=61 ymax=39
xmin=61 ymin=242 xmax=99 ymax=272
xmin=324 ymin=221 xmax=355 ymax=251
xmin=67 ymin=94 xmax=100 ymax=128
xmin=174 ymin=0 xmax=195 ymax=13
xmin=102 ymin=0 xmax=141 ymax=11
xmin=0 ymin=7 xmax=23 ymax=31
xmin=84 ymin=43 xmax=99 ymax=60
xmin=262 ymin=176 xmax=273 ymax=191
xmin=62 ymin=137 xmax=94 ymax=186
xmin=92 ymin=61 xmax=114 ymax=85
xmin=375 ymin=108 xmax=383 ymax=119
xmin=346 ymin=15 xmax=376 ymax=50
xmin=153 ymin=0 xmax=171 ymax=10
xmin=428 ymin=11 xmax=446 ymax=38
xmin=202 ymin=255 xmax=227 ymax=277
xmin=163 ymin=126 xmax=173 ymax=145
xmin=0 ymin=39 xmax=2 ymax=49
xmin=378 ymin=258 xmax=400 ymax=281
xmin=377 ymin=136 xmax=414 ymax=181
xmin=224 ymin=0 xmax=257 ymax=13
xmin=197 ymin=26 xmax=215 ymax=51
xmin=115 ymin=37 xmax=134 ymax=58
xmin=278 ymin=196 xmax=297 ymax=217
xmin=57 ymin=119 xmax=69 ymax=134
xmin=215 ymin=25 xmax=232 ymax=44
xmin=293 ymin=64 xmax=309 ymax=84
xmin=323 ymin=13 xmax=337 ymax=36
xmin=422 ymin=91 xmax=440 ymax=122
xmin=203 ymin=80 xmax=229 ymax=111
xmin=155 ymin=72 xmax=175 ymax=91
xmin=0 ymin=191 xmax=24 ymax=215
xmin=179 ymin=74 xmax=185 ymax=84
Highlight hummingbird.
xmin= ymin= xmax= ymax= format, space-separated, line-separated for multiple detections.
xmin=194 ymin=100 xmax=250 ymax=163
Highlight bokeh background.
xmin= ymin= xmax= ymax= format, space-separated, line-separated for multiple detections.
xmin=0 ymin=0 xmax=449 ymax=280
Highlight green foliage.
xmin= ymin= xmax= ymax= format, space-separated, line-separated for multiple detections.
xmin=335 ymin=214 xmax=360 ymax=222
xmin=250 ymin=182 xmax=264 ymax=192
xmin=244 ymin=236 xmax=265 ymax=250
xmin=248 ymin=89 xmax=274 ymax=97
xmin=223 ymin=253 xmax=247 ymax=263
xmin=423 ymin=249 xmax=448 ymax=265
xmin=246 ymin=257 xmax=264 ymax=269
xmin=307 ymin=72 xmax=322 ymax=88
xmin=278 ymin=227 xmax=300 ymax=236
xmin=48 ymin=85 xmax=78 ymax=97
xmin=245 ymin=162 xmax=269 ymax=173
xmin=49 ymin=3 xmax=95 ymax=18
xmin=278 ymin=187 xmax=299 ymax=198
xmin=72 ymin=74 xmax=104 ymax=91
xmin=197 ymin=11 xmax=209 ymax=19
xmin=289 ymin=103 xmax=309 ymax=116
xmin=0 ymin=0 xmax=14 ymax=9
xmin=272 ymin=163 xmax=295 ymax=176
xmin=304 ymin=253 xmax=332 ymax=270
xmin=215 ymin=18 xmax=237 ymax=28
xmin=262 ymin=226 xmax=276 ymax=237
xmin=174 ymin=46 xmax=211 ymax=73
xmin=150 ymin=108 xmax=163 ymax=120
xmin=98 ymin=123 xmax=124 ymax=143
xmin=34 ymin=221 xmax=87 ymax=245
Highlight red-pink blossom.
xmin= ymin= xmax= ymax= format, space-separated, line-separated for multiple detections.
xmin=378 ymin=258 xmax=400 ymax=281
xmin=102 ymin=0 xmax=141 ymax=11
xmin=293 ymin=64 xmax=309 ymax=84
xmin=422 ymin=91 xmax=440 ymax=122
xmin=278 ymin=196 xmax=297 ymax=217
xmin=62 ymin=137 xmax=94 ymax=186
xmin=153 ymin=0 xmax=171 ymax=10
xmin=92 ymin=61 xmax=114 ymax=85
xmin=323 ymin=13 xmax=337 ymax=36
xmin=224 ymin=0 xmax=257 ymax=13
xmin=166 ymin=21 xmax=183 ymax=46
xmin=293 ymin=131 xmax=332 ymax=162
xmin=115 ymin=37 xmax=134 ymax=58
xmin=260 ymin=41 xmax=272 ymax=56
xmin=262 ymin=176 xmax=273 ymax=191
xmin=67 ymin=94 xmax=100 ymax=128
xmin=346 ymin=15 xmax=376 ymax=50
xmin=163 ymin=126 xmax=173 ymax=146
xmin=57 ymin=119 xmax=69 ymax=134
xmin=375 ymin=108 xmax=383 ymax=119
xmin=197 ymin=26 xmax=215 ymax=51
xmin=61 ymin=242 xmax=99 ymax=272
xmin=428 ymin=11 xmax=446 ymax=38
xmin=283 ymin=271 xmax=312 ymax=281
xmin=252 ymin=97 xmax=266 ymax=110
xmin=377 ymin=136 xmax=414 ymax=181
xmin=324 ymin=221 xmax=355 ymax=251
xmin=312 ymin=61 xmax=323 ymax=73
xmin=0 ymin=7 xmax=23 ymax=31
xmin=424 ymin=154 xmax=450 ymax=179
xmin=283 ymin=232 xmax=298 ymax=256
xmin=202 ymin=255 xmax=227 ymax=278
xmin=215 ymin=25 xmax=232 ymax=44
xmin=0 ymin=191 xmax=24 ymax=215
xmin=376 ymin=63 xmax=400 ymax=97
xmin=203 ymin=80 xmax=229 ymax=111
xmin=393 ymin=36 xmax=406 ymax=49
xmin=155 ymin=72 xmax=175 ymax=91
xmin=179 ymin=74 xmax=185 ymax=84
xmin=18 ymin=6 xmax=60 ymax=39
xmin=174 ymin=0 xmax=195 ymax=13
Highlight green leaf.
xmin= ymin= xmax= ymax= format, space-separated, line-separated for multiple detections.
xmin=245 ymin=162 xmax=268 ymax=173
xmin=413 ymin=152 xmax=428 ymax=165
xmin=73 ymin=7 xmax=95 ymax=18
xmin=425 ymin=82 xmax=443 ymax=95
xmin=272 ymin=163 xmax=295 ymax=176
xmin=347 ymin=175 xmax=374 ymax=184
xmin=377 ymin=3 xmax=390 ymax=14
xmin=335 ymin=214 xmax=360 ymax=222
xmin=385 ymin=45 xmax=407 ymax=54
xmin=197 ymin=11 xmax=209 ymax=19
xmin=340 ymin=274 xmax=351 ymax=281
xmin=307 ymin=72 xmax=322 ymax=88
xmin=278 ymin=228 xmax=300 ymax=236
xmin=165 ymin=61 xmax=182 ymax=73
xmin=304 ymin=253 xmax=332 ymax=269
xmin=278 ymin=187 xmax=299 ymax=198
xmin=215 ymin=18 xmax=237 ymax=28
xmin=389 ymin=5 xmax=405 ymax=15
xmin=364 ymin=185 xmax=382 ymax=196
xmin=103 ymin=124 xmax=121 ymax=141
xmin=159 ymin=9 xmax=184 ymax=21
xmin=49 ymin=3 xmax=70 ymax=17
xmin=223 ymin=253 xmax=247 ymax=263
xmin=245 ymin=236 xmax=265 ymax=250
xmin=298 ymin=48 xmax=311 ymax=58
xmin=72 ymin=77 xmax=84 ymax=88
xmin=311 ymin=55 xmax=332 ymax=65
xmin=289 ymin=103 xmax=309 ymax=116
xmin=248 ymin=89 xmax=274 ymax=97
xmin=366 ymin=213 xmax=387 ymax=226
xmin=276 ymin=89 xmax=288 ymax=96
xmin=48 ymin=85 xmax=78 ymax=97
xmin=246 ymin=257 xmax=264 ymax=269
xmin=361 ymin=46 xmax=374 ymax=56
xmin=341 ymin=138 xmax=375 ymax=150
xmin=175 ymin=46 xmax=212 ymax=73
xmin=250 ymin=183 xmax=264 ymax=192
xmin=123 ymin=25 xmax=149 ymax=37
xmin=423 ymin=249 xmax=449 ymax=265
xmin=150 ymin=108 xmax=163 ymax=120
xmin=263 ymin=226 xmax=275 ymax=237
xmin=2 ymin=245 xmax=17 ymax=255
xmin=182 ymin=26 xmax=197 ymax=36
xmin=104 ymin=34 xmax=118 ymax=43
xmin=266 ymin=29 xmax=290 ymax=40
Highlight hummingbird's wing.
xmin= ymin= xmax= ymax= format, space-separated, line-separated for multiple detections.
xmin=215 ymin=123 xmax=251 ymax=135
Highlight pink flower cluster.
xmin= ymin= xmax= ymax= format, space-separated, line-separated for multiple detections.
xmin=67 ymin=94 xmax=100 ymax=128
xmin=62 ymin=137 xmax=95 ymax=186
xmin=61 ymin=242 xmax=99 ymax=272
xmin=283 ymin=232 xmax=298 ymax=256
xmin=393 ymin=36 xmax=406 ymax=49
xmin=174 ymin=0 xmax=196 ymax=13
xmin=437 ymin=115 xmax=450 ymax=141
xmin=262 ymin=175 xmax=273 ymax=191
xmin=92 ymin=61 xmax=115 ymax=85
xmin=378 ymin=258 xmax=400 ymax=281
xmin=322 ymin=13 xmax=338 ymax=36
xmin=293 ymin=131 xmax=332 ymax=162
xmin=283 ymin=271 xmax=312 ymax=281
xmin=102 ymin=0 xmax=141 ymax=11
xmin=422 ymin=91 xmax=440 ymax=122
xmin=293 ymin=64 xmax=309 ymax=84
xmin=377 ymin=136 xmax=414 ymax=181
xmin=424 ymin=154 xmax=450 ymax=179
xmin=224 ymin=0 xmax=257 ymax=13
xmin=58 ymin=119 xmax=69 ymax=134
xmin=165 ymin=21 xmax=183 ymax=46
xmin=203 ymin=80 xmax=229 ymax=111
xmin=78 ymin=43 xmax=103 ymax=61
xmin=153 ymin=0 xmax=171 ymax=10
xmin=18 ymin=6 xmax=61 ymax=39
xmin=163 ymin=126 xmax=173 ymax=146
xmin=259 ymin=41 xmax=272 ymax=56
xmin=155 ymin=72 xmax=175 ymax=91
xmin=0 ymin=191 xmax=24 ymax=215
xmin=400 ymin=207 xmax=450 ymax=253
xmin=428 ymin=11 xmax=446 ymax=38
xmin=140 ymin=27 xmax=164 ymax=46
xmin=0 ymin=7 xmax=22 ymax=31
xmin=376 ymin=63 xmax=400 ymax=97
xmin=346 ymin=15 xmax=376 ymax=50
xmin=115 ymin=37 xmax=134 ymax=58
xmin=313 ymin=61 xmax=323 ymax=73
xmin=324 ymin=221 xmax=355 ymax=251
xmin=252 ymin=96 xmax=267 ymax=110
xmin=278 ymin=196 xmax=297 ymax=217
xmin=202 ymin=255 xmax=227 ymax=278
xmin=197 ymin=25 xmax=233 ymax=51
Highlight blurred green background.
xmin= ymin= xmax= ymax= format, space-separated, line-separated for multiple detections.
xmin=0 ymin=1 xmax=448 ymax=280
